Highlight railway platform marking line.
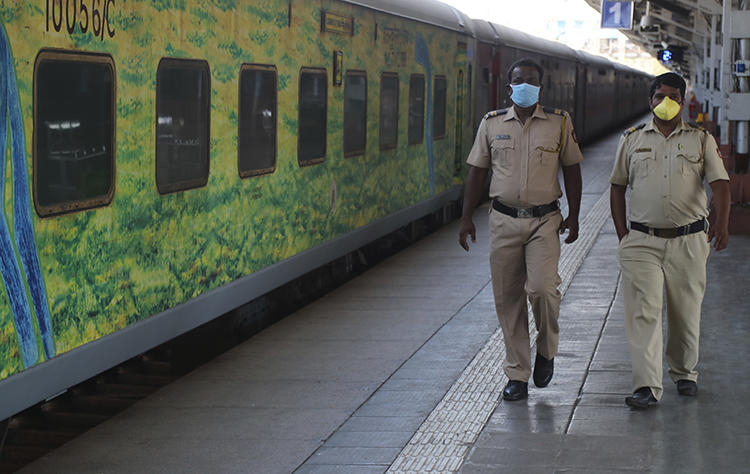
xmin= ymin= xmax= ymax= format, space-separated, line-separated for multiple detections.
xmin=387 ymin=190 xmax=612 ymax=473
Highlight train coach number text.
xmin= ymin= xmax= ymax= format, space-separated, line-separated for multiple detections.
xmin=46 ymin=0 xmax=116 ymax=40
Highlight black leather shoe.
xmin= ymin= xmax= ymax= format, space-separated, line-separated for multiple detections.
xmin=677 ymin=380 xmax=697 ymax=396
xmin=502 ymin=380 xmax=528 ymax=401
xmin=625 ymin=387 xmax=658 ymax=409
xmin=533 ymin=353 xmax=554 ymax=388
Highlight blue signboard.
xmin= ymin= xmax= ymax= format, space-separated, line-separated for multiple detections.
xmin=601 ymin=0 xmax=633 ymax=29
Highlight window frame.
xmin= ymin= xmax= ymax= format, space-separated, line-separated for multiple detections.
xmin=297 ymin=67 xmax=328 ymax=167
xmin=433 ymin=75 xmax=447 ymax=140
xmin=379 ymin=72 xmax=399 ymax=151
xmin=33 ymin=49 xmax=117 ymax=217
xmin=238 ymin=63 xmax=278 ymax=178
xmin=155 ymin=57 xmax=211 ymax=195
xmin=408 ymin=73 xmax=425 ymax=145
xmin=343 ymin=70 xmax=368 ymax=158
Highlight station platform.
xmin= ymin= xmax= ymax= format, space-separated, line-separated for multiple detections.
xmin=20 ymin=123 xmax=750 ymax=473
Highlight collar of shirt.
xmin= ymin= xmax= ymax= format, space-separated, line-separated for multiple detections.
xmin=643 ymin=118 xmax=690 ymax=136
xmin=503 ymin=103 xmax=548 ymax=122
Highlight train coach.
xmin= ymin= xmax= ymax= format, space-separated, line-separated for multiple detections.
xmin=0 ymin=0 xmax=650 ymax=421
xmin=470 ymin=20 xmax=651 ymax=142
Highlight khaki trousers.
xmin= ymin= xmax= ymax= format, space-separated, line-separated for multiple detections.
xmin=489 ymin=209 xmax=562 ymax=381
xmin=618 ymin=229 xmax=709 ymax=400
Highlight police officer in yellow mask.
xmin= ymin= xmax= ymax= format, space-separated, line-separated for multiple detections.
xmin=610 ymin=72 xmax=730 ymax=409
xmin=460 ymin=58 xmax=583 ymax=401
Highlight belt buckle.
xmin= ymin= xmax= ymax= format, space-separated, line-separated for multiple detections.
xmin=680 ymin=225 xmax=689 ymax=236
xmin=517 ymin=208 xmax=532 ymax=218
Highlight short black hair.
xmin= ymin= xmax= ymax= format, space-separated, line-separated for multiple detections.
xmin=649 ymin=72 xmax=686 ymax=100
xmin=507 ymin=57 xmax=544 ymax=83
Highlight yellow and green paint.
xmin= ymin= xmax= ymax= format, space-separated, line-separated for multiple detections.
xmin=0 ymin=0 xmax=471 ymax=381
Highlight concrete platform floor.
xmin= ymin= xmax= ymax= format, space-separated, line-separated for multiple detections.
xmin=460 ymin=230 xmax=750 ymax=474
xmin=20 ymin=121 xmax=750 ymax=473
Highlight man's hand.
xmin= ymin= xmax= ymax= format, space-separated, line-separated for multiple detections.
xmin=708 ymin=223 xmax=728 ymax=251
xmin=558 ymin=216 xmax=579 ymax=244
xmin=459 ymin=218 xmax=476 ymax=251
xmin=708 ymin=179 xmax=730 ymax=251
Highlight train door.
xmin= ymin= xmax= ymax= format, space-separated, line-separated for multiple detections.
xmin=499 ymin=47 xmax=515 ymax=110
xmin=454 ymin=69 xmax=464 ymax=176
xmin=574 ymin=62 xmax=587 ymax=142
xmin=490 ymin=48 xmax=501 ymax=111
xmin=474 ymin=41 xmax=492 ymax=130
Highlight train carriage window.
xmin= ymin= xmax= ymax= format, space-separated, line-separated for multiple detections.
xmin=298 ymin=68 xmax=327 ymax=166
xmin=433 ymin=75 xmax=447 ymax=139
xmin=156 ymin=58 xmax=210 ymax=194
xmin=239 ymin=64 xmax=277 ymax=177
xmin=344 ymin=71 xmax=367 ymax=157
xmin=408 ymin=74 xmax=425 ymax=145
xmin=379 ymin=72 xmax=399 ymax=150
xmin=34 ymin=51 xmax=115 ymax=216
xmin=467 ymin=64 xmax=472 ymax=122
xmin=453 ymin=70 xmax=464 ymax=176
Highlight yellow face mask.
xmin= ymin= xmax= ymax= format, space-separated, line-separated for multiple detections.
xmin=653 ymin=96 xmax=682 ymax=121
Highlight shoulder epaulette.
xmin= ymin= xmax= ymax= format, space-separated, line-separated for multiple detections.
xmin=687 ymin=122 xmax=708 ymax=133
xmin=543 ymin=106 xmax=565 ymax=115
xmin=623 ymin=123 xmax=646 ymax=136
xmin=483 ymin=108 xmax=508 ymax=120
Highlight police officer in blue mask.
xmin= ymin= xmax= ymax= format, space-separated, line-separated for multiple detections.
xmin=459 ymin=58 xmax=583 ymax=401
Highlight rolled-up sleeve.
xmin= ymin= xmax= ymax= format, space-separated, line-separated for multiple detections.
xmin=466 ymin=118 xmax=491 ymax=169
xmin=703 ymin=133 xmax=730 ymax=183
xmin=609 ymin=135 xmax=630 ymax=186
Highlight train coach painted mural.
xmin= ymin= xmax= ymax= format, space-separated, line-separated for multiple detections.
xmin=0 ymin=1 xmax=471 ymax=382
xmin=1 ymin=0 xmax=652 ymax=420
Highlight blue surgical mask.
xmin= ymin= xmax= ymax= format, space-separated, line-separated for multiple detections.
xmin=510 ymin=83 xmax=540 ymax=108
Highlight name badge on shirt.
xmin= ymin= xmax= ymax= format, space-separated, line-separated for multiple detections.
xmin=495 ymin=135 xmax=511 ymax=140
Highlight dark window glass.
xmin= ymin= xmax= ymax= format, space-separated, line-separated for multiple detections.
xmin=239 ymin=64 xmax=277 ymax=177
xmin=34 ymin=52 xmax=115 ymax=216
xmin=156 ymin=58 xmax=210 ymax=194
xmin=433 ymin=76 xmax=447 ymax=139
xmin=408 ymin=74 xmax=425 ymax=145
xmin=344 ymin=71 xmax=367 ymax=157
xmin=379 ymin=73 xmax=399 ymax=150
xmin=298 ymin=68 xmax=327 ymax=166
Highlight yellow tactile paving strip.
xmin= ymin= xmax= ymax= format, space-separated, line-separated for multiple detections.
xmin=388 ymin=190 xmax=611 ymax=473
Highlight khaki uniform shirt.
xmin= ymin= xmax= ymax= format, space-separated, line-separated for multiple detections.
xmin=466 ymin=104 xmax=583 ymax=207
xmin=609 ymin=119 xmax=729 ymax=227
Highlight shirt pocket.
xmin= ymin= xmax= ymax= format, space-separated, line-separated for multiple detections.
xmin=629 ymin=150 xmax=652 ymax=182
xmin=490 ymin=138 xmax=515 ymax=170
xmin=677 ymin=152 xmax=703 ymax=177
xmin=532 ymin=139 xmax=560 ymax=178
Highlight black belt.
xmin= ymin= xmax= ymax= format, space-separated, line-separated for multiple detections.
xmin=630 ymin=219 xmax=707 ymax=238
xmin=492 ymin=200 xmax=558 ymax=218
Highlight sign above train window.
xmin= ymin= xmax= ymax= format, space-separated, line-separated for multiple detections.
xmin=600 ymin=0 xmax=634 ymax=30
xmin=322 ymin=12 xmax=354 ymax=35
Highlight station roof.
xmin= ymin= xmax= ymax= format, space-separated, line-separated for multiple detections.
xmin=583 ymin=0 xmax=724 ymax=76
